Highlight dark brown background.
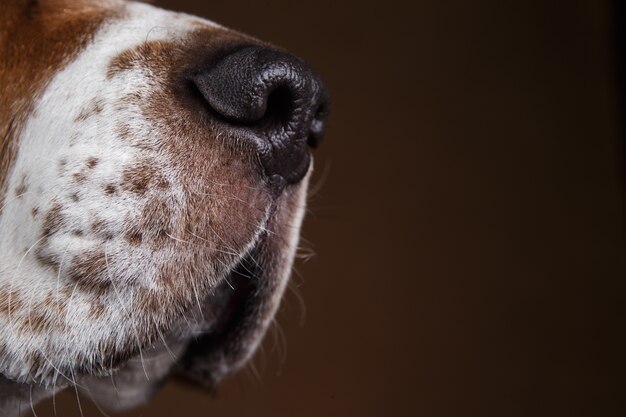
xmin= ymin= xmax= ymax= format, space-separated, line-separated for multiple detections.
xmin=35 ymin=0 xmax=625 ymax=416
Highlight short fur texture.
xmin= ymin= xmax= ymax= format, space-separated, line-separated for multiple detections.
xmin=0 ymin=1 xmax=313 ymax=414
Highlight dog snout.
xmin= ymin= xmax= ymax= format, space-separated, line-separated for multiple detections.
xmin=190 ymin=46 xmax=330 ymax=185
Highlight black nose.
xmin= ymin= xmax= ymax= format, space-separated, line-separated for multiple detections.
xmin=191 ymin=46 xmax=329 ymax=185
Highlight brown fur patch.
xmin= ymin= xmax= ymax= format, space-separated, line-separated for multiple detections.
xmin=0 ymin=0 xmax=118 ymax=214
xmin=107 ymin=40 xmax=172 ymax=79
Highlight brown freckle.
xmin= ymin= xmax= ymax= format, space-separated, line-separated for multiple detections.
xmin=22 ymin=311 xmax=56 ymax=334
xmin=42 ymin=292 xmax=66 ymax=314
xmin=73 ymin=172 xmax=87 ymax=184
xmin=121 ymin=163 xmax=157 ymax=195
xmin=156 ymin=177 xmax=170 ymax=189
xmin=42 ymin=203 xmax=64 ymax=236
xmin=72 ymin=229 xmax=84 ymax=237
xmin=35 ymin=247 xmax=60 ymax=270
xmin=86 ymin=157 xmax=99 ymax=169
xmin=14 ymin=185 xmax=27 ymax=197
xmin=104 ymin=184 xmax=117 ymax=195
xmin=125 ymin=230 xmax=143 ymax=246
xmin=0 ymin=287 xmax=24 ymax=317
xmin=31 ymin=207 xmax=39 ymax=217
xmin=70 ymin=192 xmax=79 ymax=202
xmin=90 ymin=218 xmax=114 ymax=240
xmin=67 ymin=250 xmax=112 ymax=295
xmin=14 ymin=182 xmax=27 ymax=197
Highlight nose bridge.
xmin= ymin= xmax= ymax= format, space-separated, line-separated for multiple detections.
xmin=189 ymin=46 xmax=330 ymax=185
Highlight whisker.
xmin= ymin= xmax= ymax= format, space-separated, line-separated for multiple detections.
xmin=109 ymin=357 xmax=120 ymax=405
xmin=272 ymin=318 xmax=288 ymax=374
xmin=156 ymin=327 xmax=178 ymax=361
xmin=307 ymin=158 xmax=332 ymax=199
xmin=190 ymin=276 xmax=205 ymax=321
xmin=287 ymin=275 xmax=307 ymax=327
xmin=52 ymin=369 xmax=58 ymax=417
xmin=70 ymin=369 xmax=84 ymax=417
xmin=81 ymin=385 xmax=112 ymax=417
xmin=29 ymin=385 xmax=38 ymax=417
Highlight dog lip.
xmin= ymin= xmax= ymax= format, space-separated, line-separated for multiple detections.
xmin=206 ymin=258 xmax=257 ymax=337
xmin=176 ymin=248 xmax=264 ymax=387
xmin=267 ymin=174 xmax=288 ymax=196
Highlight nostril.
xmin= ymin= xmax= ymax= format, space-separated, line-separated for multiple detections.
xmin=263 ymin=86 xmax=295 ymax=128
xmin=307 ymin=101 xmax=329 ymax=148
xmin=189 ymin=47 xmax=310 ymax=127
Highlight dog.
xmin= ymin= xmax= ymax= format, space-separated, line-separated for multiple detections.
xmin=0 ymin=0 xmax=328 ymax=414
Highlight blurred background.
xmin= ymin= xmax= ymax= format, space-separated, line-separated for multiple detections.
xmin=36 ymin=0 xmax=624 ymax=416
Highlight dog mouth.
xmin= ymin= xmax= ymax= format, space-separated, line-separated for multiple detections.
xmin=175 ymin=236 xmax=270 ymax=387
xmin=166 ymin=174 xmax=309 ymax=387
